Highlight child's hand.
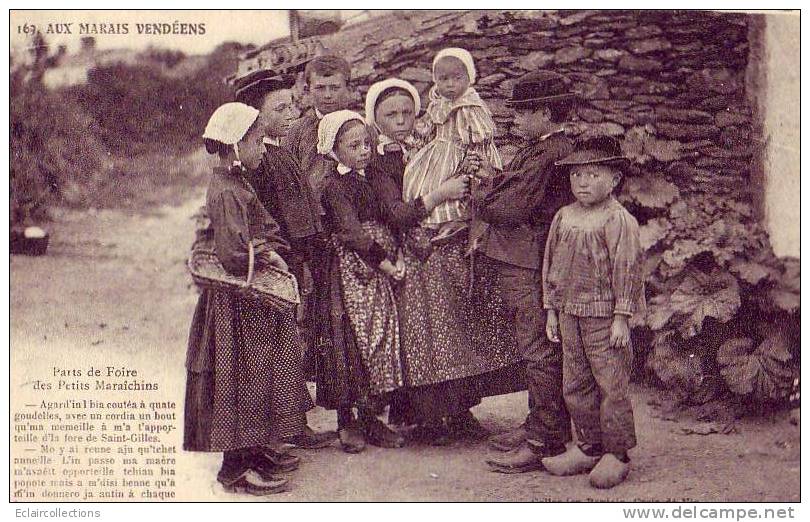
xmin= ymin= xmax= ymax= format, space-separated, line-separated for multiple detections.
xmin=610 ymin=314 xmax=630 ymax=348
xmin=439 ymin=175 xmax=470 ymax=201
xmin=380 ymin=259 xmax=405 ymax=282
xmin=263 ymin=250 xmax=289 ymax=272
xmin=545 ymin=309 xmax=560 ymax=343
xmin=459 ymin=151 xmax=482 ymax=175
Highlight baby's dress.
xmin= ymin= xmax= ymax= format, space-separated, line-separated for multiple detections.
xmin=403 ymin=87 xmax=502 ymax=226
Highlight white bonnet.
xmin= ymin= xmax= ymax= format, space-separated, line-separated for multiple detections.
xmin=364 ymin=78 xmax=421 ymax=127
xmin=432 ymin=47 xmax=476 ymax=85
xmin=317 ymin=110 xmax=365 ymax=155
xmin=202 ymin=102 xmax=259 ymax=145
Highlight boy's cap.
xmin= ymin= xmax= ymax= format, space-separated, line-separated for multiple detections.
xmin=235 ymin=75 xmax=296 ymax=104
xmin=556 ymin=136 xmax=630 ymax=170
xmin=507 ymin=70 xmax=577 ymax=108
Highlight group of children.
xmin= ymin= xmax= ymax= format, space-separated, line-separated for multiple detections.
xmin=184 ymin=46 xmax=645 ymax=496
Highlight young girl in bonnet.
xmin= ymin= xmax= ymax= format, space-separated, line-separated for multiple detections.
xmin=184 ymin=102 xmax=313 ymax=496
xmin=315 ymin=110 xmax=407 ymax=453
xmin=403 ymin=47 xmax=502 ymax=242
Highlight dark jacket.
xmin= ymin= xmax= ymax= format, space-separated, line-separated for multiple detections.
xmin=321 ymin=169 xmax=396 ymax=267
xmin=205 ymin=166 xmax=289 ymax=277
xmin=366 ymin=147 xmax=429 ymax=237
xmin=282 ymin=110 xmax=335 ymax=212
xmin=475 ymin=133 xmax=574 ymax=270
xmin=246 ymin=143 xmax=323 ymax=243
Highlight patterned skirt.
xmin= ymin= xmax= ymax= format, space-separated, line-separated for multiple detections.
xmin=396 ymin=226 xmax=521 ymax=386
xmin=184 ymin=289 xmax=313 ymax=452
xmin=317 ymin=221 xmax=404 ymax=406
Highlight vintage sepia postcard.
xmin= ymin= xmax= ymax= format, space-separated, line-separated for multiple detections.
xmin=7 ymin=7 xmax=801 ymax=509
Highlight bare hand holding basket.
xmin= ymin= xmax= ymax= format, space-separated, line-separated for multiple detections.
xmin=189 ymin=240 xmax=300 ymax=311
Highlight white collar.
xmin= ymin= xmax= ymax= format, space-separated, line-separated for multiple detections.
xmin=376 ymin=134 xmax=400 ymax=156
xmin=337 ymin=163 xmax=365 ymax=177
xmin=376 ymin=133 xmax=416 ymax=156
xmin=315 ymin=108 xmax=325 ymax=120
xmin=263 ymin=136 xmax=281 ymax=147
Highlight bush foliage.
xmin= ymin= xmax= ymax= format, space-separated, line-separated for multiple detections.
xmin=10 ymin=36 xmax=237 ymax=223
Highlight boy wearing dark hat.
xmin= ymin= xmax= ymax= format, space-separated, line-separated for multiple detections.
xmin=540 ymin=135 xmax=644 ymax=488
xmin=282 ymin=54 xmax=352 ymax=210
xmin=480 ymin=71 xmax=576 ymax=473
xmin=237 ymin=76 xmax=337 ymax=450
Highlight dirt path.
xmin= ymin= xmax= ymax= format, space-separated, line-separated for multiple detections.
xmin=10 ymin=197 xmax=800 ymax=502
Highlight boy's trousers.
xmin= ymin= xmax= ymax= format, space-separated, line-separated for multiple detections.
xmin=559 ymin=313 xmax=637 ymax=454
xmin=496 ymin=260 xmax=571 ymax=449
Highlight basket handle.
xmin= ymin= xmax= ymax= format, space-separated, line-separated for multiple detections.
xmin=247 ymin=241 xmax=255 ymax=286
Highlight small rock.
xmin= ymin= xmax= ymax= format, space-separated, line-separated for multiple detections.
xmin=559 ymin=10 xmax=598 ymax=26
xmin=625 ymin=24 xmax=662 ymax=39
xmin=694 ymin=156 xmax=750 ymax=171
xmin=634 ymin=95 xmax=667 ymax=104
xmin=679 ymin=140 xmax=716 ymax=152
xmin=583 ymin=38 xmax=609 ymax=48
xmin=610 ymin=86 xmax=636 ymax=99
xmin=398 ymin=67 xmax=433 ymax=83
xmin=688 ymin=68 xmax=741 ymax=94
xmin=577 ymin=107 xmax=605 ymax=123
xmin=578 ymin=122 xmax=625 ymax=139
xmin=603 ymin=112 xmax=637 ymax=126
xmin=702 ymin=145 xmax=752 ymax=159
xmin=618 ymin=55 xmax=663 ymax=72
xmin=516 ymin=50 xmax=555 ymax=70
xmin=478 ymin=73 xmax=506 ymax=87
xmin=591 ymin=100 xmax=634 ymax=111
xmin=655 ymin=122 xmax=720 ymax=140
xmin=593 ymin=48 xmax=626 ymax=62
xmin=655 ymin=107 xmax=714 ymax=124
xmin=629 ymin=37 xmax=672 ymax=55
xmin=554 ymin=46 xmax=592 ymax=65
xmin=715 ymin=110 xmax=750 ymax=128
xmin=674 ymin=41 xmax=703 ymax=53
xmin=720 ymin=126 xmax=750 ymax=148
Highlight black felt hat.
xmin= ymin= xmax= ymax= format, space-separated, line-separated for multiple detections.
xmin=555 ymin=136 xmax=631 ymax=173
xmin=506 ymin=70 xmax=578 ymax=108
xmin=235 ymin=74 xmax=297 ymax=105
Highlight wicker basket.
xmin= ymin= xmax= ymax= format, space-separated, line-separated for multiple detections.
xmin=188 ymin=241 xmax=300 ymax=311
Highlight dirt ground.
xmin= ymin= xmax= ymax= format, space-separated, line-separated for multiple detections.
xmin=9 ymin=194 xmax=800 ymax=502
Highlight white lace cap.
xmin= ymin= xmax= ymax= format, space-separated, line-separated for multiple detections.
xmin=202 ymin=102 xmax=259 ymax=145
xmin=365 ymin=78 xmax=421 ymax=127
xmin=316 ymin=110 xmax=365 ymax=155
xmin=432 ymin=47 xmax=477 ymax=85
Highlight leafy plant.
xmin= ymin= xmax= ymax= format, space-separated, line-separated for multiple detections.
xmin=717 ymin=332 xmax=796 ymax=400
xmin=615 ymin=125 xmax=800 ymax=407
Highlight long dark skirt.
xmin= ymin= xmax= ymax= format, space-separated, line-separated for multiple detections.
xmin=184 ymin=289 xmax=313 ymax=452
xmin=390 ymin=227 xmax=524 ymax=423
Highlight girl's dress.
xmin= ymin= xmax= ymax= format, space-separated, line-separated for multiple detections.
xmin=369 ymin=145 xmax=524 ymax=424
xmin=184 ymin=166 xmax=312 ymax=452
xmin=402 ymin=87 xmax=503 ymax=226
xmin=315 ymin=168 xmax=404 ymax=411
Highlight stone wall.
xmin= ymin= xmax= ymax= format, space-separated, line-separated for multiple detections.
xmin=321 ymin=10 xmax=755 ymax=202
